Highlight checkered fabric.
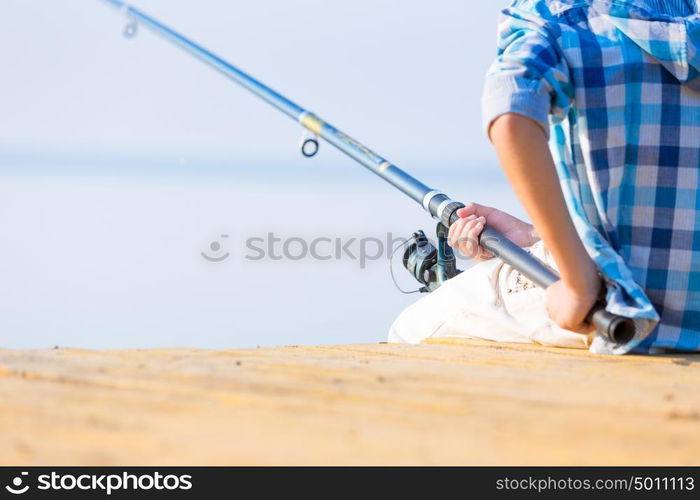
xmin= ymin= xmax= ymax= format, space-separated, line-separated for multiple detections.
xmin=482 ymin=0 xmax=700 ymax=353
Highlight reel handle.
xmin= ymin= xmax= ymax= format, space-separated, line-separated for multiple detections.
xmin=445 ymin=207 xmax=635 ymax=345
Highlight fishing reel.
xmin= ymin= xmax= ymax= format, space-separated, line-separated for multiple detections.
xmin=399 ymin=223 xmax=460 ymax=293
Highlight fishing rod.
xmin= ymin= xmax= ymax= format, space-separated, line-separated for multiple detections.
xmin=100 ymin=0 xmax=635 ymax=345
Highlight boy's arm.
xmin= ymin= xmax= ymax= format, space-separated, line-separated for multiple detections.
xmin=489 ymin=113 xmax=601 ymax=333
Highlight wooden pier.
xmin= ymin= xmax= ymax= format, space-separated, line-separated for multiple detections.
xmin=1 ymin=339 xmax=698 ymax=465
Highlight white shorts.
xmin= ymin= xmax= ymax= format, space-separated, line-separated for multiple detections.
xmin=388 ymin=241 xmax=591 ymax=349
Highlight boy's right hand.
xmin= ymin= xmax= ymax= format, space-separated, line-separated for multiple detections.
xmin=447 ymin=202 xmax=538 ymax=262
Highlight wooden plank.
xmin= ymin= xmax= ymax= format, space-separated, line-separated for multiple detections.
xmin=0 ymin=339 xmax=698 ymax=465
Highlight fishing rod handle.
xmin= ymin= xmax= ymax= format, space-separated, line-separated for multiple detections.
xmin=445 ymin=205 xmax=635 ymax=345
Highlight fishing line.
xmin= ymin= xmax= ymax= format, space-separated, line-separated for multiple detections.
xmin=389 ymin=235 xmax=424 ymax=295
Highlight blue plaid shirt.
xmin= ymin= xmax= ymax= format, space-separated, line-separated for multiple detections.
xmin=483 ymin=0 xmax=700 ymax=353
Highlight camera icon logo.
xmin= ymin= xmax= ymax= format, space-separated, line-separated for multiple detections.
xmin=5 ymin=472 xmax=29 ymax=495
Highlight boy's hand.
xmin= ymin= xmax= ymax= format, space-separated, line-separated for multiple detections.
xmin=447 ymin=202 xmax=538 ymax=262
xmin=489 ymin=113 xmax=604 ymax=335
xmin=545 ymin=259 xmax=602 ymax=334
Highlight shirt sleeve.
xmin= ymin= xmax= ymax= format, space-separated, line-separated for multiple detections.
xmin=482 ymin=4 xmax=573 ymax=138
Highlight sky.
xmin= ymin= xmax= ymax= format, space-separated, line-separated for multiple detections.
xmin=0 ymin=0 xmax=505 ymax=167
xmin=0 ymin=1 xmax=522 ymax=349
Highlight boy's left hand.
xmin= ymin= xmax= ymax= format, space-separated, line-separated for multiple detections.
xmin=447 ymin=203 xmax=538 ymax=262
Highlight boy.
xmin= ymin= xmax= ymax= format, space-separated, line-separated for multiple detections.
xmin=389 ymin=0 xmax=700 ymax=354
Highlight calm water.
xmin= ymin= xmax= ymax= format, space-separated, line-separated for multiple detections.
xmin=0 ymin=155 xmax=523 ymax=349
